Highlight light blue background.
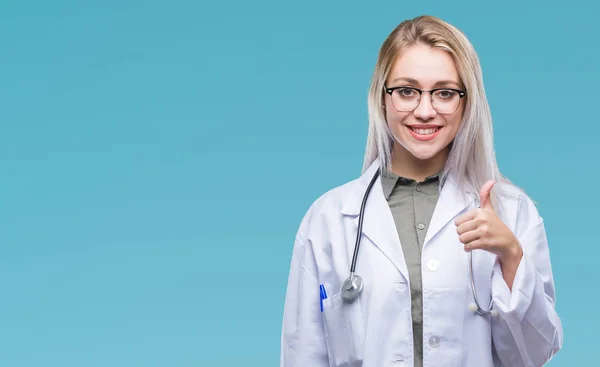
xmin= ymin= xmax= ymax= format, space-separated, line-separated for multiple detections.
xmin=0 ymin=0 xmax=596 ymax=365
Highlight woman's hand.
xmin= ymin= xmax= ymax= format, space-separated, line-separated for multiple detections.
xmin=454 ymin=180 xmax=523 ymax=290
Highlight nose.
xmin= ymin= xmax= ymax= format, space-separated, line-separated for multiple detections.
xmin=413 ymin=94 xmax=437 ymax=120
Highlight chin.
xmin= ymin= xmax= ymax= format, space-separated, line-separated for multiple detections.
xmin=395 ymin=137 xmax=448 ymax=162
xmin=407 ymin=147 xmax=442 ymax=161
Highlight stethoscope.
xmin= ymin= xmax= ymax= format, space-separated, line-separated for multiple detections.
xmin=340 ymin=168 xmax=498 ymax=317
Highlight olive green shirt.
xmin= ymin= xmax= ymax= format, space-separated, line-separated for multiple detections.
xmin=380 ymin=168 xmax=441 ymax=367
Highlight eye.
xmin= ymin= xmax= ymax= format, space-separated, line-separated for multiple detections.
xmin=435 ymin=89 xmax=457 ymax=99
xmin=396 ymin=87 xmax=417 ymax=97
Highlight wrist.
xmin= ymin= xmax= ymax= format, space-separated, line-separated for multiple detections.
xmin=499 ymin=241 xmax=523 ymax=267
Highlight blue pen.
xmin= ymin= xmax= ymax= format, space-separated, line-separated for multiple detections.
xmin=319 ymin=284 xmax=328 ymax=312
xmin=319 ymin=285 xmax=324 ymax=312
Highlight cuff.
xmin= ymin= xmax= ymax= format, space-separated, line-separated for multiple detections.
xmin=491 ymin=252 xmax=536 ymax=323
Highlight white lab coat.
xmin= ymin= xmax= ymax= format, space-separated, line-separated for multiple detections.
xmin=280 ymin=161 xmax=562 ymax=367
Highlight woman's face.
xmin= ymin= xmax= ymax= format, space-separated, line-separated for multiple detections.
xmin=384 ymin=44 xmax=466 ymax=162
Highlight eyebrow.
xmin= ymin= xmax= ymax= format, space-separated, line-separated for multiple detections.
xmin=389 ymin=77 xmax=462 ymax=89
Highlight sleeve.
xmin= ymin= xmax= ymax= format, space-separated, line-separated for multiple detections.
xmin=490 ymin=193 xmax=563 ymax=367
xmin=280 ymin=208 xmax=329 ymax=367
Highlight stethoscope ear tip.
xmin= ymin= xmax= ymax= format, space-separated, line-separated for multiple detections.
xmin=468 ymin=303 xmax=478 ymax=312
xmin=491 ymin=309 xmax=499 ymax=317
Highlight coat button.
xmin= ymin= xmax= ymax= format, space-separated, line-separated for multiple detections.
xmin=429 ymin=335 xmax=440 ymax=348
xmin=427 ymin=259 xmax=439 ymax=271
xmin=393 ymin=353 xmax=405 ymax=361
xmin=417 ymin=223 xmax=425 ymax=230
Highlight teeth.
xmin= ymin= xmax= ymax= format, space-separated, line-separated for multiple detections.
xmin=411 ymin=127 xmax=438 ymax=135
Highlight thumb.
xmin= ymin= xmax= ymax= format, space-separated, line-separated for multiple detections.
xmin=479 ymin=180 xmax=495 ymax=211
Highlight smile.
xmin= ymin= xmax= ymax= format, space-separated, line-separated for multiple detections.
xmin=407 ymin=126 xmax=442 ymax=141
xmin=410 ymin=127 xmax=439 ymax=135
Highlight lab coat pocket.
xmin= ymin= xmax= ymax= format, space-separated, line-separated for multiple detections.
xmin=321 ymin=292 xmax=365 ymax=367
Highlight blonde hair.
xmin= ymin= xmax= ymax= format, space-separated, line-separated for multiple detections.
xmin=363 ymin=15 xmax=514 ymax=205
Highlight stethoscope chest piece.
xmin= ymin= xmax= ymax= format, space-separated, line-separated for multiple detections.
xmin=341 ymin=273 xmax=363 ymax=301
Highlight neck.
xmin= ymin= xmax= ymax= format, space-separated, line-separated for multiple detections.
xmin=390 ymin=143 xmax=449 ymax=182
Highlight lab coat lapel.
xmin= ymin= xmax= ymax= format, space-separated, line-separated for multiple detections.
xmin=423 ymin=174 xmax=476 ymax=248
xmin=341 ymin=162 xmax=410 ymax=283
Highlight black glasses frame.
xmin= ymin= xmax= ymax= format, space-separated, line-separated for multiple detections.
xmin=384 ymin=85 xmax=467 ymax=113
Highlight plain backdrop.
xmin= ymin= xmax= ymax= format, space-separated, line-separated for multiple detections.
xmin=0 ymin=0 xmax=597 ymax=365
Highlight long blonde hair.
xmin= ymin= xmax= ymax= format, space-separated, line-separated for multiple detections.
xmin=363 ymin=15 xmax=514 ymax=204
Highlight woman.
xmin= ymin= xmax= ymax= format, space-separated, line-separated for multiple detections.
xmin=280 ymin=15 xmax=562 ymax=367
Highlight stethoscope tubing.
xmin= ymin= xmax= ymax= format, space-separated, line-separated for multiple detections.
xmin=345 ymin=168 xmax=495 ymax=317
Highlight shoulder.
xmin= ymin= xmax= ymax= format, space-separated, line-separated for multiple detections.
xmin=295 ymin=175 xmax=360 ymax=237
xmin=493 ymin=180 xmax=543 ymax=233
xmin=494 ymin=181 xmax=539 ymax=214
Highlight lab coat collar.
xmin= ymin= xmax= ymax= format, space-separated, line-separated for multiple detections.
xmin=341 ymin=159 xmax=476 ymax=281
xmin=424 ymin=173 xmax=477 ymax=247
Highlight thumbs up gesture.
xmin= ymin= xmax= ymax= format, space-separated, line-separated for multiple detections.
xmin=454 ymin=181 xmax=523 ymax=263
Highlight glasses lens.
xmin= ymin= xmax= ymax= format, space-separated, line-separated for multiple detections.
xmin=390 ymin=87 xmax=419 ymax=111
xmin=431 ymin=89 xmax=461 ymax=114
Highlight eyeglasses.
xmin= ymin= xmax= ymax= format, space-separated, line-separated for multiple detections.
xmin=384 ymin=86 xmax=466 ymax=114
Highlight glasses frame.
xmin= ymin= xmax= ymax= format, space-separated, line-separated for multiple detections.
xmin=384 ymin=85 xmax=467 ymax=114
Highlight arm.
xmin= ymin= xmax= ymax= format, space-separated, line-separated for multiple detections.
xmin=280 ymin=214 xmax=329 ymax=367
xmin=491 ymin=195 xmax=563 ymax=367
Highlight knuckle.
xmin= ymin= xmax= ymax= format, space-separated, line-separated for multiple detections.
xmin=480 ymin=224 xmax=489 ymax=235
